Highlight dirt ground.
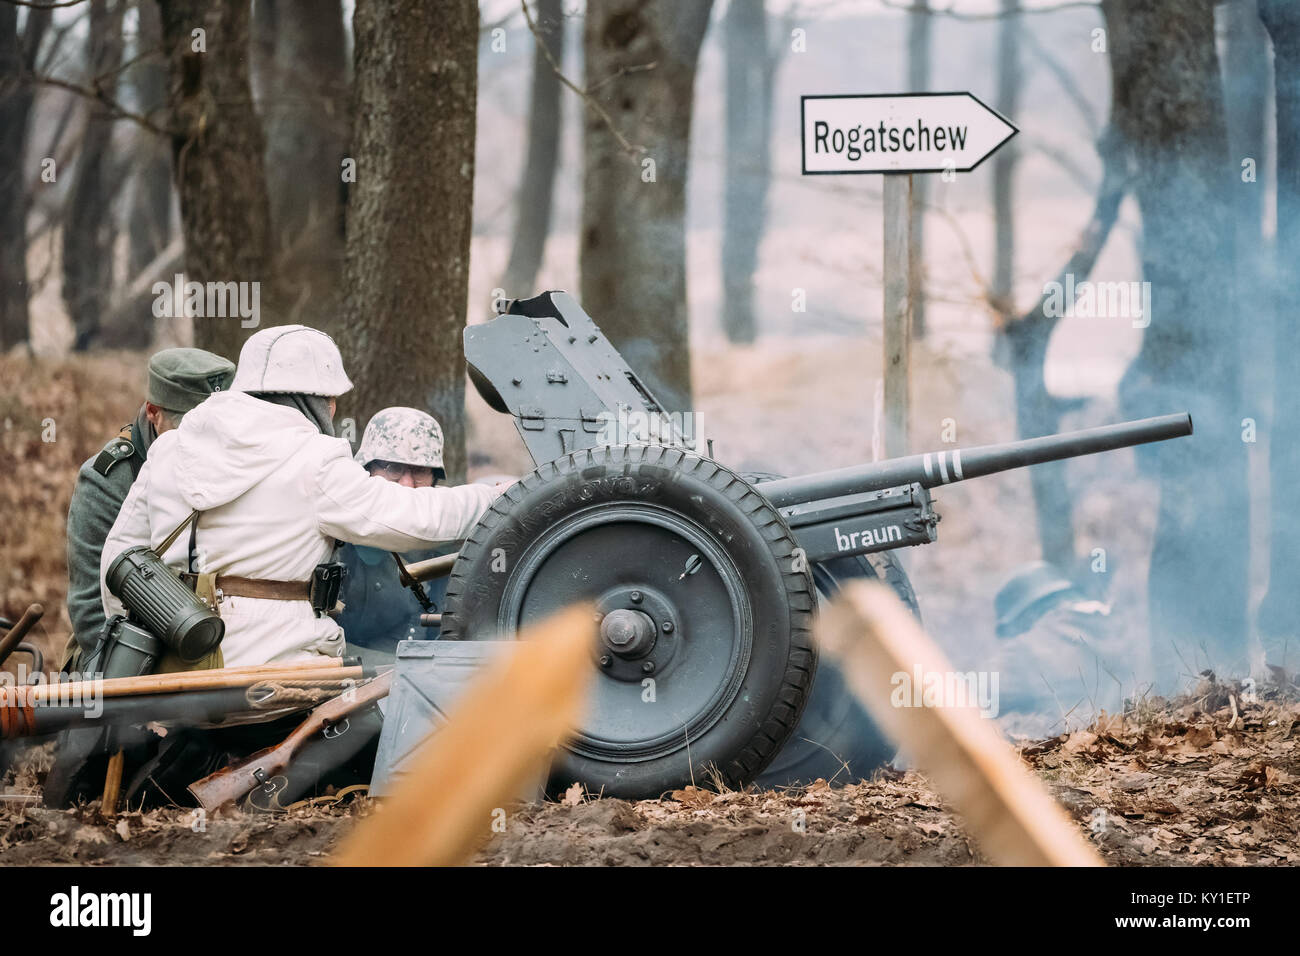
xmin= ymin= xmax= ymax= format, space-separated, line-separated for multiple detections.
xmin=1 ymin=678 xmax=1295 ymax=866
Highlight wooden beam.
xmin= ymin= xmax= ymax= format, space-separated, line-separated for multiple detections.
xmin=333 ymin=604 xmax=597 ymax=867
xmin=816 ymin=581 xmax=1103 ymax=867
xmin=16 ymin=660 xmax=357 ymax=704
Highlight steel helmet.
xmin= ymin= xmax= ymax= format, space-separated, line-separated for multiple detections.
xmin=993 ymin=560 xmax=1081 ymax=638
xmin=355 ymin=406 xmax=446 ymax=477
xmin=230 ymin=325 xmax=353 ymax=397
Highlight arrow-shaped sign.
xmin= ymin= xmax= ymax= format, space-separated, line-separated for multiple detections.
xmin=801 ymin=92 xmax=1017 ymax=175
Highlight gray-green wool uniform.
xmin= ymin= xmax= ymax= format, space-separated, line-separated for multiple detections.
xmin=65 ymin=348 xmax=235 ymax=656
xmin=66 ymin=408 xmax=152 ymax=654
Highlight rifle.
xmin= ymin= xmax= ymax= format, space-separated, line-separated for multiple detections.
xmin=7 ymin=683 xmax=327 ymax=738
xmin=187 ymin=670 xmax=393 ymax=810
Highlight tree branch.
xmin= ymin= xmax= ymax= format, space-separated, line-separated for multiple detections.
xmin=36 ymin=9 xmax=82 ymax=73
xmin=0 ymin=0 xmax=88 ymax=9
xmin=878 ymin=0 xmax=1099 ymax=20
xmin=1020 ymin=23 xmax=1100 ymax=138
xmin=23 ymin=71 xmax=170 ymax=135
xmin=1007 ymin=126 xmax=1127 ymax=331
xmin=520 ymin=0 xmax=645 ymax=158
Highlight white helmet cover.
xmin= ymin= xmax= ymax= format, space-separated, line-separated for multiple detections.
xmin=230 ymin=325 xmax=354 ymax=397
xmin=355 ymin=406 xmax=446 ymax=476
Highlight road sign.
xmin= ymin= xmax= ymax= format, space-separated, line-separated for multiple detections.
xmin=801 ymin=92 xmax=1018 ymax=175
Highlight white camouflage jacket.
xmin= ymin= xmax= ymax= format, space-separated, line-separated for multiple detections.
xmin=100 ymin=390 xmax=496 ymax=666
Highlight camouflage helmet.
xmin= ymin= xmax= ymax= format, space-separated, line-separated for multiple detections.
xmin=355 ymin=407 xmax=446 ymax=477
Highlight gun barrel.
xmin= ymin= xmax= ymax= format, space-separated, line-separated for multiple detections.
xmin=758 ymin=412 xmax=1193 ymax=509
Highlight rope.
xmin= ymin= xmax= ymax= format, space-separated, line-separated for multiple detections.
xmin=245 ymin=679 xmax=355 ymax=709
xmin=0 ymin=701 xmax=32 ymax=739
xmin=251 ymin=782 xmax=370 ymax=814
xmin=0 ymin=686 xmax=36 ymax=739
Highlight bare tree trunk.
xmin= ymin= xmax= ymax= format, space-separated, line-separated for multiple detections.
xmin=1104 ymin=0 xmax=1248 ymax=683
xmin=111 ymin=0 xmax=172 ymax=349
xmin=581 ymin=0 xmax=715 ymax=413
xmin=63 ymin=0 xmax=125 ymax=350
xmin=720 ymin=0 xmax=770 ymax=345
xmin=128 ymin=0 xmax=174 ymax=279
xmin=1257 ymin=0 xmax=1300 ymax=668
xmin=1003 ymin=126 xmax=1127 ymax=576
xmin=257 ymin=0 xmax=349 ymax=335
xmin=0 ymin=4 xmax=49 ymax=351
xmin=501 ymin=0 xmax=564 ymax=302
xmin=1222 ymin=1 xmax=1271 ymax=419
xmin=1223 ymin=4 xmax=1270 ymax=279
xmin=159 ymin=0 xmax=277 ymax=360
xmin=995 ymin=0 xmax=1078 ymax=568
xmin=907 ymin=0 xmax=931 ymax=338
xmin=991 ymin=0 xmax=1019 ymax=327
xmin=337 ymin=0 xmax=477 ymax=483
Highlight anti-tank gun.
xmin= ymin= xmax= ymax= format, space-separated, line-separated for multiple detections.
xmin=373 ymin=291 xmax=1192 ymax=799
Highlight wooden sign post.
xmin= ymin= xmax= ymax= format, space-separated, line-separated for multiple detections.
xmin=882 ymin=173 xmax=913 ymax=458
xmin=801 ymin=92 xmax=1018 ymax=458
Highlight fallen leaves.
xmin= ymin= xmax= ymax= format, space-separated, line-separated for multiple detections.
xmin=0 ymin=353 xmax=147 ymax=644
xmin=0 ymin=677 xmax=1295 ymax=866
xmin=1017 ymin=679 xmax=1300 ymax=864
xmin=668 ymin=786 xmax=715 ymax=809
xmin=1237 ymin=763 xmax=1287 ymax=791
xmin=1063 ymin=730 xmax=1099 ymax=755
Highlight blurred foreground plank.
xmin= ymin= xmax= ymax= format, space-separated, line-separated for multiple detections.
xmin=333 ymin=604 xmax=596 ymax=867
xmin=817 ymin=582 xmax=1103 ymax=867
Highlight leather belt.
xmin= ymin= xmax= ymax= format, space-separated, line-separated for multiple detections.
xmin=180 ymin=573 xmax=310 ymax=602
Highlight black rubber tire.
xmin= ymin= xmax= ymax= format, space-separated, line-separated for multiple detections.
xmin=858 ymin=550 xmax=922 ymax=624
xmin=755 ymin=550 xmax=922 ymax=787
xmin=741 ymin=473 xmax=922 ymax=788
xmin=440 ymin=444 xmax=818 ymax=798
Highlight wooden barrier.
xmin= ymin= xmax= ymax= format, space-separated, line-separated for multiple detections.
xmin=333 ymin=604 xmax=596 ymax=867
xmin=816 ymin=581 xmax=1103 ymax=867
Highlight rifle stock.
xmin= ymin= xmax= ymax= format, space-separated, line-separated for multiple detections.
xmin=187 ymin=671 xmax=393 ymax=810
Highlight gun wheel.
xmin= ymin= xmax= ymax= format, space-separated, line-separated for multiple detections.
xmin=441 ymin=444 xmax=817 ymax=799
xmin=742 ymin=472 xmax=921 ymax=787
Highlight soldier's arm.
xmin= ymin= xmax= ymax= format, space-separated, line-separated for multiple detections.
xmin=313 ymin=442 xmax=498 ymax=551
xmin=99 ymin=462 xmax=154 ymax=620
xmin=65 ymin=462 xmax=126 ymax=652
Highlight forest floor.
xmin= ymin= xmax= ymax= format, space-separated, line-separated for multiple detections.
xmin=1 ymin=676 xmax=1296 ymax=866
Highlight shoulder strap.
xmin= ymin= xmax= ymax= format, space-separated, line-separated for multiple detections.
xmin=157 ymin=509 xmax=200 ymax=556
xmin=91 ymin=424 xmax=137 ymax=478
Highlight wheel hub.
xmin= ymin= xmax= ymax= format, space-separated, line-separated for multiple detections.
xmin=496 ymin=503 xmax=752 ymax=761
xmin=600 ymin=608 xmax=657 ymax=657
xmin=592 ymin=583 xmax=679 ymax=680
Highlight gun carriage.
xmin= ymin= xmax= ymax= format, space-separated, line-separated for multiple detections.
xmin=374 ymin=292 xmax=1192 ymax=799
